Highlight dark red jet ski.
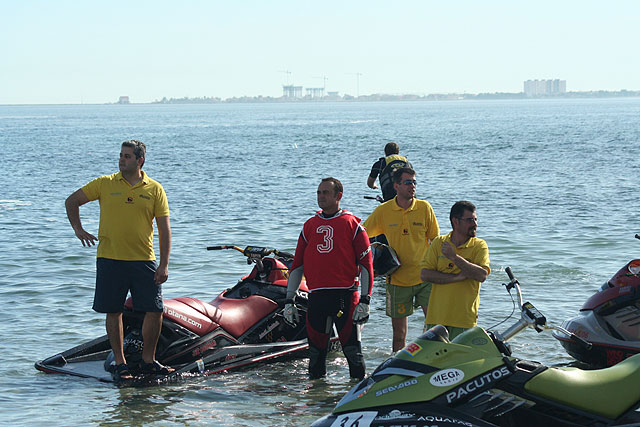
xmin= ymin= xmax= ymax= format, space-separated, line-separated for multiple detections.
xmin=35 ymin=246 xmax=319 ymax=384
xmin=553 ymin=235 xmax=640 ymax=367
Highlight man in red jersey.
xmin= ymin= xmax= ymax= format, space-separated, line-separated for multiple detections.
xmin=285 ymin=177 xmax=374 ymax=379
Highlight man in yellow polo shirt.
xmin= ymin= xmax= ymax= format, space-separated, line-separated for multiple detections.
xmin=65 ymin=140 xmax=172 ymax=381
xmin=363 ymin=167 xmax=440 ymax=351
xmin=421 ymin=201 xmax=490 ymax=340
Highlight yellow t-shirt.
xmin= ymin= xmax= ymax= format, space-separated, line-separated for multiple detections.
xmin=81 ymin=171 xmax=169 ymax=261
xmin=424 ymin=232 xmax=491 ymax=328
xmin=363 ymin=198 xmax=440 ymax=287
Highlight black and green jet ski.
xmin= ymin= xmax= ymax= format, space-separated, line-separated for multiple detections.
xmin=313 ymin=267 xmax=640 ymax=427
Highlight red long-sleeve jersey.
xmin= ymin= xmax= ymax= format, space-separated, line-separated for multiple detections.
xmin=290 ymin=210 xmax=373 ymax=294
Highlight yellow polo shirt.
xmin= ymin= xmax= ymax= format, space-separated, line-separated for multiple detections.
xmin=424 ymin=232 xmax=491 ymax=328
xmin=363 ymin=197 xmax=440 ymax=287
xmin=81 ymin=171 xmax=169 ymax=261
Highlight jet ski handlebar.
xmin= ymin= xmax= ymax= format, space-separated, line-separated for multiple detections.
xmin=206 ymin=245 xmax=295 ymax=261
xmin=495 ymin=267 xmax=592 ymax=351
xmin=364 ymin=195 xmax=384 ymax=203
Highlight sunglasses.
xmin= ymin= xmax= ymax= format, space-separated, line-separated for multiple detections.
xmin=401 ymin=180 xmax=417 ymax=186
xmin=458 ymin=217 xmax=478 ymax=224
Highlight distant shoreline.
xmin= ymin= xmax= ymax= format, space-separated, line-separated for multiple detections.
xmin=3 ymin=90 xmax=640 ymax=106
xmin=149 ymin=90 xmax=640 ymax=104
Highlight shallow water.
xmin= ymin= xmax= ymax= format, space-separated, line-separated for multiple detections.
xmin=1 ymin=99 xmax=639 ymax=425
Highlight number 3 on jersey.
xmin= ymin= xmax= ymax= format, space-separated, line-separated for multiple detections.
xmin=316 ymin=225 xmax=334 ymax=253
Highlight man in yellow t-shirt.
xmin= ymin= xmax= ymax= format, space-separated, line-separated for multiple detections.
xmin=421 ymin=201 xmax=490 ymax=340
xmin=65 ymin=140 xmax=172 ymax=381
xmin=363 ymin=167 xmax=440 ymax=351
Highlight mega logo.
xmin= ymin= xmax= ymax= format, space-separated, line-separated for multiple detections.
xmin=430 ymin=368 xmax=464 ymax=387
xmin=375 ymin=379 xmax=419 ymax=397
xmin=445 ymin=366 xmax=511 ymax=403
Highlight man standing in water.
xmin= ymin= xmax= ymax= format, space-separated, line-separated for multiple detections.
xmin=421 ymin=201 xmax=490 ymax=340
xmin=284 ymin=177 xmax=374 ymax=379
xmin=367 ymin=142 xmax=412 ymax=202
xmin=364 ymin=167 xmax=440 ymax=352
xmin=65 ymin=140 xmax=173 ymax=381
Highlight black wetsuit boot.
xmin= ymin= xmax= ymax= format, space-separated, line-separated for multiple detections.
xmin=308 ymin=345 xmax=328 ymax=379
xmin=343 ymin=342 xmax=366 ymax=379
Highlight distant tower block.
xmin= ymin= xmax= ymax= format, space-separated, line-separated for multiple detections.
xmin=306 ymin=88 xmax=325 ymax=98
xmin=117 ymin=96 xmax=130 ymax=104
xmin=523 ymin=79 xmax=566 ymax=96
xmin=283 ymin=85 xmax=303 ymax=98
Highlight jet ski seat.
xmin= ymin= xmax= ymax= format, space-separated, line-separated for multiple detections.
xmin=138 ymin=297 xmax=221 ymax=336
xmin=525 ymin=352 xmax=640 ymax=419
xmin=208 ymin=295 xmax=278 ymax=339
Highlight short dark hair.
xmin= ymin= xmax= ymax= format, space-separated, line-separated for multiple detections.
xmin=384 ymin=142 xmax=400 ymax=156
xmin=122 ymin=140 xmax=146 ymax=167
xmin=450 ymin=201 xmax=476 ymax=226
xmin=392 ymin=167 xmax=416 ymax=184
xmin=321 ymin=177 xmax=343 ymax=196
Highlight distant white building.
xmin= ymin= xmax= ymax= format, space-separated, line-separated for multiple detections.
xmin=282 ymin=85 xmax=303 ymax=98
xmin=524 ymin=79 xmax=566 ymax=96
xmin=117 ymin=96 xmax=130 ymax=104
xmin=305 ymin=87 xmax=325 ymax=98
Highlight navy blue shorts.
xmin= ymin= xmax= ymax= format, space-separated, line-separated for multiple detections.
xmin=93 ymin=258 xmax=163 ymax=313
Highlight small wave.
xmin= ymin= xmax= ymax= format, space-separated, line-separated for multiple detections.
xmin=0 ymin=200 xmax=32 ymax=207
xmin=348 ymin=119 xmax=378 ymax=124
xmin=0 ymin=115 xmax=58 ymax=119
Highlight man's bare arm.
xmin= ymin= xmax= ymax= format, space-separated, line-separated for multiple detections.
xmin=65 ymin=189 xmax=98 ymax=247
xmin=155 ymin=216 xmax=171 ymax=285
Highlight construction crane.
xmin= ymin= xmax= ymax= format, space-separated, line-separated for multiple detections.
xmin=348 ymin=72 xmax=363 ymax=98
xmin=278 ymin=70 xmax=292 ymax=85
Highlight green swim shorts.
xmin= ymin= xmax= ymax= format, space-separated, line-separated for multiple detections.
xmin=386 ymin=282 xmax=432 ymax=318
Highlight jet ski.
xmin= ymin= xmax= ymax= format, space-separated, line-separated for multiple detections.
xmin=552 ymin=235 xmax=640 ymax=367
xmin=35 ymin=245 xmax=320 ymax=384
xmin=313 ymin=268 xmax=640 ymax=427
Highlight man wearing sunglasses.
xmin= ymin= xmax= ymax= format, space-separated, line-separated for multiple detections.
xmin=363 ymin=167 xmax=440 ymax=352
xmin=420 ymin=201 xmax=490 ymax=340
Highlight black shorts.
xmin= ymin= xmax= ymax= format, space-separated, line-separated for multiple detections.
xmin=93 ymin=258 xmax=163 ymax=313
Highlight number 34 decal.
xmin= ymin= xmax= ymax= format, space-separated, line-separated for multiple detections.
xmin=330 ymin=411 xmax=377 ymax=427
xmin=316 ymin=225 xmax=334 ymax=253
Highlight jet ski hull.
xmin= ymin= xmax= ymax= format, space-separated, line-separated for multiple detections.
xmin=35 ymin=333 xmax=310 ymax=383
xmin=553 ymin=311 xmax=640 ymax=367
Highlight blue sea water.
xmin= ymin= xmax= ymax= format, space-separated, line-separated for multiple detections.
xmin=0 ymin=99 xmax=639 ymax=425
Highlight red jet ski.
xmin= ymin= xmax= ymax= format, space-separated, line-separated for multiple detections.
xmin=553 ymin=235 xmax=640 ymax=367
xmin=35 ymin=246 xmax=320 ymax=384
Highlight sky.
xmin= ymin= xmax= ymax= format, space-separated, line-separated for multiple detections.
xmin=2 ymin=1 xmax=640 ymax=104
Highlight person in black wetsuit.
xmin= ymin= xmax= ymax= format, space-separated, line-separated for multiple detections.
xmin=367 ymin=142 xmax=412 ymax=202
xmin=284 ymin=178 xmax=374 ymax=379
